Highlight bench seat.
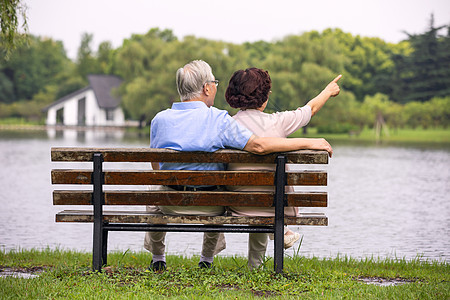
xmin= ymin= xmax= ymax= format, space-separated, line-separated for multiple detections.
xmin=56 ymin=210 xmax=328 ymax=226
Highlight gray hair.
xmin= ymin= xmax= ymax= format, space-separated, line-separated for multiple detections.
xmin=176 ymin=60 xmax=214 ymax=101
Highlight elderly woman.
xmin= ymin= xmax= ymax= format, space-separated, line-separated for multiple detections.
xmin=225 ymin=68 xmax=341 ymax=268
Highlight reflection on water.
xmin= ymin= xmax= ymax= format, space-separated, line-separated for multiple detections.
xmin=45 ymin=128 xmax=126 ymax=142
xmin=0 ymin=129 xmax=449 ymax=262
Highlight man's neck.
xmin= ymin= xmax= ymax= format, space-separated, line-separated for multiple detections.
xmin=183 ymin=98 xmax=210 ymax=107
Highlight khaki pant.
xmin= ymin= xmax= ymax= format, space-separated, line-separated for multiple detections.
xmin=248 ymin=233 xmax=269 ymax=269
xmin=248 ymin=227 xmax=290 ymax=269
xmin=144 ymin=230 xmax=226 ymax=257
xmin=144 ymin=185 xmax=226 ymax=257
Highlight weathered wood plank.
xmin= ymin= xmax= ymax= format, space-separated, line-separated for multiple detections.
xmin=53 ymin=190 xmax=91 ymax=205
xmin=287 ymin=170 xmax=327 ymax=186
xmin=53 ymin=190 xmax=327 ymax=207
xmin=55 ymin=210 xmax=328 ymax=226
xmin=51 ymin=148 xmax=329 ymax=164
xmin=51 ymin=170 xmax=327 ymax=186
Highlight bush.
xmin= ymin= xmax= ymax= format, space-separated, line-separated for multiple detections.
xmin=316 ymin=122 xmax=359 ymax=134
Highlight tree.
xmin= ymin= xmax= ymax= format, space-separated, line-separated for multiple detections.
xmin=53 ymin=74 xmax=86 ymax=100
xmin=310 ymin=91 xmax=362 ymax=134
xmin=0 ymin=0 xmax=28 ymax=59
xmin=397 ymin=15 xmax=450 ymax=102
xmin=243 ymin=40 xmax=272 ymax=66
xmin=146 ymin=28 xmax=177 ymax=42
xmin=114 ymin=29 xmax=180 ymax=120
xmin=97 ymin=41 xmax=114 ymax=74
xmin=115 ymin=29 xmax=248 ymax=121
xmin=0 ymin=72 xmax=14 ymax=101
xmin=319 ymin=28 xmax=407 ymax=101
xmin=76 ymin=33 xmax=101 ymax=78
xmin=0 ymin=35 xmax=70 ymax=102
xmin=254 ymin=32 xmax=346 ymax=113
xmin=428 ymin=97 xmax=450 ymax=128
xmin=362 ymin=93 xmax=391 ymax=138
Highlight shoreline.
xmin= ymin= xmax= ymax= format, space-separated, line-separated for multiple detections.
xmin=1 ymin=125 xmax=449 ymax=144
xmin=0 ymin=124 xmax=133 ymax=131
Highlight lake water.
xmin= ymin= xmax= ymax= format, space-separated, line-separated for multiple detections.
xmin=1 ymin=128 xmax=449 ymax=262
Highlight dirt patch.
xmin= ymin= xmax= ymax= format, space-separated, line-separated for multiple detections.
xmin=357 ymin=276 xmax=417 ymax=286
xmin=0 ymin=266 xmax=46 ymax=279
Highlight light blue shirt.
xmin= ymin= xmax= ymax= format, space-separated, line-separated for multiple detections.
xmin=150 ymin=101 xmax=253 ymax=171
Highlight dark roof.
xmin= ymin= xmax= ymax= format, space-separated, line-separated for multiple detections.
xmin=43 ymin=75 xmax=123 ymax=111
xmin=88 ymin=74 xmax=123 ymax=109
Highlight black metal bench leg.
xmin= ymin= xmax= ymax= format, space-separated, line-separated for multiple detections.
xmin=92 ymin=153 xmax=104 ymax=272
xmin=274 ymin=155 xmax=286 ymax=274
xmin=102 ymin=229 xmax=108 ymax=266
xmin=274 ymin=214 xmax=284 ymax=273
xmin=93 ymin=222 xmax=103 ymax=272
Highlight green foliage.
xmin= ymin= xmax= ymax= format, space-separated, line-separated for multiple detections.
xmin=76 ymin=33 xmax=101 ymax=78
xmin=291 ymin=126 xmax=450 ymax=145
xmin=0 ymin=100 xmax=41 ymax=120
xmin=243 ymin=40 xmax=272 ymax=66
xmin=54 ymin=76 xmax=86 ymax=100
xmin=309 ymin=93 xmax=450 ymax=134
xmin=247 ymin=31 xmax=346 ymax=113
xmin=0 ymin=71 xmax=14 ymax=101
xmin=319 ymin=28 xmax=408 ymax=101
xmin=0 ymin=31 xmax=115 ymax=120
xmin=114 ymin=30 xmax=250 ymax=121
xmin=394 ymin=15 xmax=450 ymax=102
xmin=429 ymin=96 xmax=450 ymax=128
xmin=362 ymin=93 xmax=391 ymax=124
xmin=403 ymin=97 xmax=450 ymax=129
xmin=0 ymin=35 xmax=69 ymax=102
xmin=1 ymin=17 xmax=450 ymax=129
xmin=361 ymin=94 xmax=450 ymax=130
xmin=0 ymin=0 xmax=28 ymax=59
xmin=311 ymin=91 xmax=363 ymax=133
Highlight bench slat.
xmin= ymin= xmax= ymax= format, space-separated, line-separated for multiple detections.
xmin=55 ymin=210 xmax=328 ymax=226
xmin=51 ymin=170 xmax=327 ymax=186
xmin=53 ymin=190 xmax=327 ymax=207
xmin=51 ymin=148 xmax=329 ymax=164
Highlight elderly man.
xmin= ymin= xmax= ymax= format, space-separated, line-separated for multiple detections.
xmin=145 ymin=60 xmax=332 ymax=271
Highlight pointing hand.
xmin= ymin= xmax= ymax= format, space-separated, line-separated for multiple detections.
xmin=326 ymin=74 xmax=342 ymax=97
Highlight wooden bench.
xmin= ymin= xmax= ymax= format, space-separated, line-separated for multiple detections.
xmin=51 ymin=147 xmax=328 ymax=273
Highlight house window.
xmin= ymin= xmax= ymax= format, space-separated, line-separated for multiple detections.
xmin=106 ymin=109 xmax=114 ymax=121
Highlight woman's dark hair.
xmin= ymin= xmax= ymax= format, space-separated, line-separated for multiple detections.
xmin=225 ymin=68 xmax=272 ymax=109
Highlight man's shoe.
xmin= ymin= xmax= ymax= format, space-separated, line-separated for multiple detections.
xmin=284 ymin=232 xmax=301 ymax=249
xmin=149 ymin=260 xmax=166 ymax=271
xmin=198 ymin=261 xmax=213 ymax=269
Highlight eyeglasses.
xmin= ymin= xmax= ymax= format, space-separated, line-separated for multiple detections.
xmin=205 ymin=80 xmax=219 ymax=87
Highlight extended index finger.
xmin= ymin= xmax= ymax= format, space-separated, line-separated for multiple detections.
xmin=332 ymin=74 xmax=342 ymax=83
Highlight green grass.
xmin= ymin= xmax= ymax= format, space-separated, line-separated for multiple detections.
xmin=290 ymin=127 xmax=450 ymax=145
xmin=1 ymin=249 xmax=449 ymax=299
xmin=0 ymin=117 xmax=43 ymax=126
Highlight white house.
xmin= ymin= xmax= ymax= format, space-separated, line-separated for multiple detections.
xmin=44 ymin=75 xmax=125 ymax=127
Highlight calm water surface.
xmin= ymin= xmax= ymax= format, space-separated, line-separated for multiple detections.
xmin=1 ymin=129 xmax=449 ymax=261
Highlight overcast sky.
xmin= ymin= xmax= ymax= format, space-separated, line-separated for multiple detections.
xmin=25 ymin=0 xmax=449 ymax=60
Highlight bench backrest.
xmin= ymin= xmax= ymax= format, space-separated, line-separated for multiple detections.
xmin=51 ymin=147 xmax=328 ymax=208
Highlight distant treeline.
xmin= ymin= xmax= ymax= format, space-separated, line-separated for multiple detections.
xmin=0 ymin=16 xmax=449 ymax=131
